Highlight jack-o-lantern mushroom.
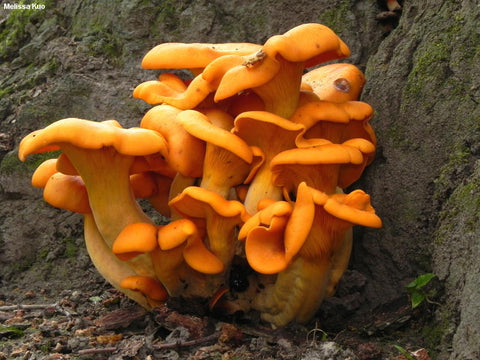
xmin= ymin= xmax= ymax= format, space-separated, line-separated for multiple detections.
xmin=213 ymin=23 xmax=351 ymax=119
xmin=135 ymin=24 xmax=350 ymax=120
xmin=302 ymin=63 xmax=366 ymax=103
xmin=18 ymin=118 xmax=169 ymax=300
xmin=233 ymin=111 xmax=305 ymax=214
xmin=140 ymin=104 xmax=205 ymax=178
xmin=291 ymin=100 xmax=376 ymax=148
xmin=252 ymin=182 xmax=381 ymax=327
xmin=176 ymin=109 xmax=263 ymax=198
xmin=271 ymin=138 xmax=376 ymax=197
xmin=134 ymin=43 xmax=262 ymax=108
xmin=169 ymin=186 xmax=248 ymax=271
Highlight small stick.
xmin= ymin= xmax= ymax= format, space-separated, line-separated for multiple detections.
xmin=153 ymin=331 xmax=220 ymax=350
xmin=0 ymin=303 xmax=76 ymax=316
xmin=77 ymin=347 xmax=117 ymax=355
xmin=0 ymin=303 xmax=58 ymax=311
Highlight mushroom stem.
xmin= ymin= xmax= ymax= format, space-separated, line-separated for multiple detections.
xmin=252 ymin=57 xmax=304 ymax=119
xmin=254 ymin=256 xmax=331 ymax=327
xmin=62 ymin=145 xmax=151 ymax=245
xmin=243 ymin=165 xmax=282 ymax=215
xmin=83 ymin=214 xmax=160 ymax=309
xmin=325 ymin=228 xmax=353 ymax=297
xmin=61 ymin=145 xmax=158 ymax=279
xmin=199 ymin=145 xmax=252 ymax=199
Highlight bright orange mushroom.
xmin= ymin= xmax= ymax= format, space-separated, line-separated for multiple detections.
xmin=17 ymin=23 xmax=382 ymax=328
xmin=290 ymin=100 xmax=376 ymax=147
xmin=238 ymin=200 xmax=293 ymax=274
xmin=271 ymin=138 xmax=376 ymax=196
xmin=233 ymin=111 xmax=305 ymax=214
xmin=169 ymin=186 xmax=248 ymax=269
xmin=43 ymin=173 xmax=91 ymax=214
xmin=214 ymin=23 xmax=351 ymax=118
xmin=18 ymin=118 xmax=169 ymax=301
xmin=31 ymin=158 xmax=58 ymax=188
xmin=302 ymin=63 xmax=366 ymax=103
xmin=140 ymin=104 xmax=205 ymax=178
xmin=176 ymin=109 xmax=260 ymax=198
xmin=253 ymin=182 xmax=381 ymax=327
xmin=120 ymin=275 xmax=169 ymax=304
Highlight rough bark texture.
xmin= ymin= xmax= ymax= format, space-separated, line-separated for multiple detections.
xmin=1 ymin=1 xmax=479 ymax=359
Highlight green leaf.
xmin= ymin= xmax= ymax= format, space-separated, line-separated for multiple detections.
xmin=406 ymin=273 xmax=436 ymax=290
xmin=410 ymin=291 xmax=426 ymax=309
xmin=393 ymin=345 xmax=416 ymax=360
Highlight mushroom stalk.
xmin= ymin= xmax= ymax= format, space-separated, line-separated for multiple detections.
xmin=243 ymin=164 xmax=283 ymax=215
xmin=61 ymin=145 xmax=158 ymax=279
xmin=252 ymin=57 xmax=304 ymax=119
xmin=254 ymin=256 xmax=331 ymax=327
xmin=62 ymin=145 xmax=151 ymax=245
xmin=83 ymin=214 xmax=159 ymax=309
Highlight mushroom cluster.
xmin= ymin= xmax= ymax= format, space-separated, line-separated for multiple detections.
xmin=18 ymin=23 xmax=381 ymax=328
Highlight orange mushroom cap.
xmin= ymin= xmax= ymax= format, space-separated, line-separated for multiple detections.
xmin=262 ymin=23 xmax=350 ymax=67
xmin=18 ymin=118 xmax=168 ymax=161
xmin=169 ymin=186 xmax=248 ymax=268
xmin=112 ymin=222 xmax=158 ymax=261
xmin=271 ymin=138 xmax=376 ymax=195
xmin=214 ymin=23 xmax=351 ymax=105
xmin=302 ymin=63 xmax=366 ymax=102
xmin=176 ymin=109 xmax=259 ymax=197
xmin=120 ymin=275 xmax=168 ymax=302
xmin=238 ymin=200 xmax=293 ymax=274
xmin=290 ymin=100 xmax=376 ymax=147
xmin=324 ymin=190 xmax=382 ymax=228
xmin=133 ymin=73 xmax=189 ymax=105
xmin=31 ymin=158 xmax=58 ymax=188
xmin=159 ymin=219 xmax=225 ymax=275
xmin=177 ymin=109 xmax=252 ymax=163
xmin=43 ymin=172 xmax=91 ymax=214
xmin=140 ymin=105 xmax=205 ymax=177
xmin=141 ymin=42 xmax=262 ymax=70
xmin=233 ymin=111 xmax=305 ymax=214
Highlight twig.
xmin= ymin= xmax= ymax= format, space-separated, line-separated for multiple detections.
xmin=153 ymin=331 xmax=220 ymax=350
xmin=77 ymin=347 xmax=117 ymax=355
xmin=0 ymin=303 xmax=58 ymax=311
xmin=0 ymin=303 xmax=76 ymax=316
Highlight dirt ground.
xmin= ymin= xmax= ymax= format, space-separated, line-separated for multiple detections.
xmin=0 ymin=260 xmax=434 ymax=360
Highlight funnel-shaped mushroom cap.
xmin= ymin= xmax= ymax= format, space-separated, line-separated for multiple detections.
xmin=140 ymin=105 xmax=205 ymax=177
xmin=18 ymin=118 xmax=168 ymax=161
xmin=133 ymin=73 xmax=188 ymax=105
xmin=112 ymin=222 xmax=158 ymax=261
xmin=135 ymin=43 xmax=261 ymax=107
xmin=263 ymin=23 xmax=350 ymax=65
xmin=170 ymin=186 xmax=248 ymax=222
xmin=291 ymin=100 xmax=376 ymax=147
xmin=177 ymin=109 xmax=252 ymax=163
xmin=271 ymin=138 xmax=376 ymax=194
xmin=324 ymin=190 xmax=382 ymax=228
xmin=177 ymin=109 xmax=259 ymax=197
xmin=43 ymin=173 xmax=91 ymax=214
xmin=233 ymin=111 xmax=306 ymax=214
xmin=214 ymin=23 xmax=351 ymax=102
xmin=234 ymin=111 xmax=305 ymax=150
xmin=169 ymin=186 xmax=248 ymax=267
xmin=31 ymin=158 xmax=58 ymax=188
xmin=238 ymin=200 xmax=293 ymax=274
xmin=302 ymin=63 xmax=366 ymax=102
xmin=120 ymin=275 xmax=168 ymax=302
xmin=156 ymin=218 xmax=225 ymax=275
xmin=141 ymin=42 xmax=262 ymax=70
